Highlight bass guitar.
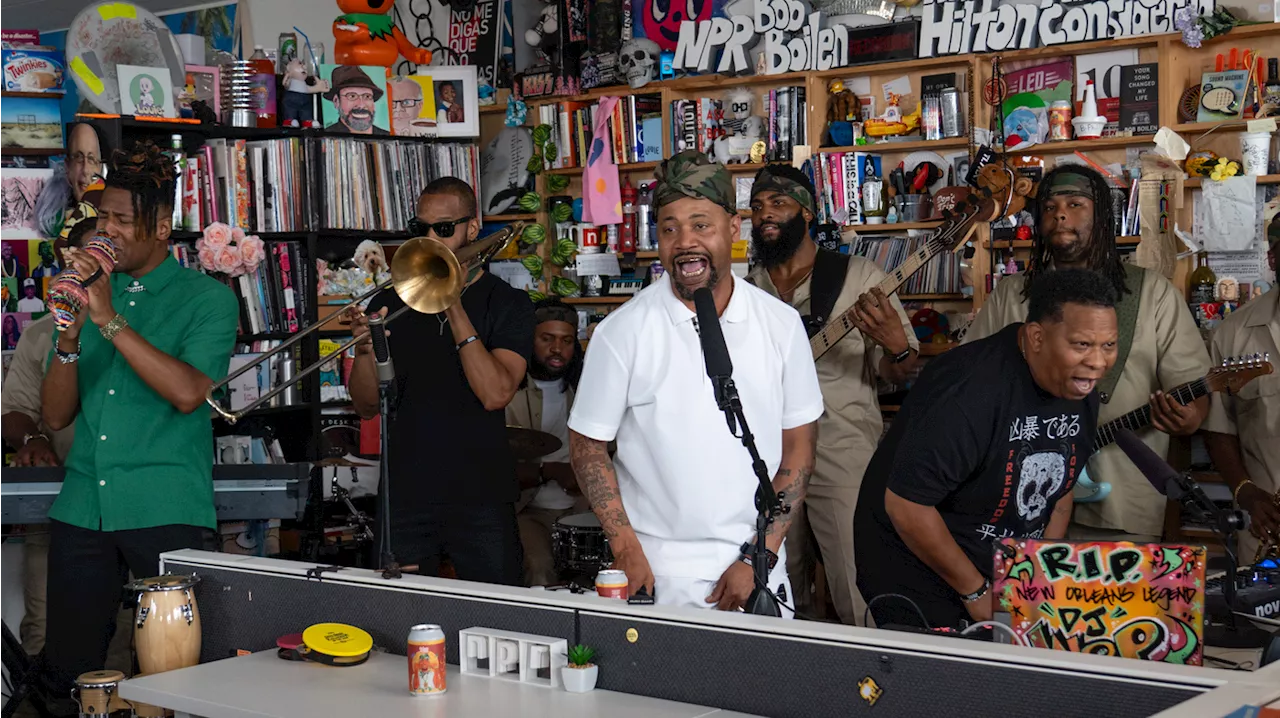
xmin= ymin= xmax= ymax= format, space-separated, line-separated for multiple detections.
xmin=810 ymin=160 xmax=1035 ymax=361
xmin=1073 ymin=354 xmax=1273 ymax=502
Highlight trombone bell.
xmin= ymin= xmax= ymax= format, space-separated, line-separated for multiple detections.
xmin=390 ymin=237 xmax=463 ymax=315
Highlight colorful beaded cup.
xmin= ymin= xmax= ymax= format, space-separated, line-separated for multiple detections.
xmin=49 ymin=235 xmax=118 ymax=331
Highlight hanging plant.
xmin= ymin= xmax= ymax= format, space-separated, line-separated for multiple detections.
xmin=521 ymin=254 xmax=544 ymax=278
xmin=518 ymin=192 xmax=542 ymax=213
xmin=546 ymin=174 xmax=571 ymax=193
xmin=549 ymin=237 xmax=577 ymax=268
xmin=550 ymin=201 xmax=574 ymax=223
xmin=551 ymin=276 xmax=581 ymax=297
xmin=527 ymin=289 xmax=547 ymax=302
xmin=522 ymin=224 xmax=548 ymax=244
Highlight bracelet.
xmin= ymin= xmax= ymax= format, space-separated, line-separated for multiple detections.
xmin=21 ymin=432 xmax=49 ymax=447
xmin=1233 ymin=479 xmax=1255 ymax=504
xmin=99 ymin=314 xmax=129 ymax=342
xmin=959 ymin=578 xmax=991 ymax=603
xmin=889 ymin=347 xmax=912 ymax=364
xmin=455 ymin=335 xmax=479 ymax=351
xmin=54 ymin=339 xmax=80 ymax=364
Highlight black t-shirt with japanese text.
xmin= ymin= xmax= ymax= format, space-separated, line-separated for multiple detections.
xmin=855 ymin=323 xmax=1099 ymax=626
xmin=368 ymin=271 xmax=535 ymax=506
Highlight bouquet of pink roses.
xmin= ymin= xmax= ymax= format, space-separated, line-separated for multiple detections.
xmin=195 ymin=222 xmax=266 ymax=277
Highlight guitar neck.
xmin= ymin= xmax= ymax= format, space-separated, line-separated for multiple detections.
xmin=1092 ymin=377 xmax=1208 ymax=451
xmin=809 ymin=241 xmax=941 ymax=357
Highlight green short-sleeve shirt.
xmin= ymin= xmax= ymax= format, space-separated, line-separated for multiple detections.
xmin=50 ymin=256 xmax=239 ymax=531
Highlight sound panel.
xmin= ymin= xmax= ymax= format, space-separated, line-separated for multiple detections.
xmin=579 ymin=612 xmax=1203 ymax=718
xmin=169 ymin=562 xmax=575 ymax=665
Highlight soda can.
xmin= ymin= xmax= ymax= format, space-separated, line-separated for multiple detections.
xmin=1049 ymin=100 xmax=1072 ymax=142
xmin=940 ymin=87 xmax=961 ymax=138
xmin=408 ymin=624 xmax=446 ymax=696
xmin=595 ymin=569 xmax=628 ymax=599
xmin=577 ymin=224 xmax=603 ymax=254
xmin=277 ymin=33 xmax=297 ymax=74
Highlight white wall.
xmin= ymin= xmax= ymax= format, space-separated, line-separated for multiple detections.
xmin=241 ymin=0 xmax=450 ymax=68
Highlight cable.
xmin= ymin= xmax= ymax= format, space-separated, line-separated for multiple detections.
xmin=961 ymin=620 xmax=1026 ymax=647
xmin=751 ymin=573 xmax=822 ymax=622
xmin=864 ymin=593 xmax=931 ymax=630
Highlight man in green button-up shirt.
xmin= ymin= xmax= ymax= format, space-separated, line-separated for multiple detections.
xmin=37 ymin=142 xmax=238 ymax=704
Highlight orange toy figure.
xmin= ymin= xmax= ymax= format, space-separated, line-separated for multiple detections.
xmin=333 ymin=0 xmax=431 ymax=67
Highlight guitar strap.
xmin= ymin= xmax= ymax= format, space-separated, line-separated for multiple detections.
xmin=805 ymin=249 xmax=851 ymax=338
xmin=1096 ymin=264 xmax=1145 ymax=403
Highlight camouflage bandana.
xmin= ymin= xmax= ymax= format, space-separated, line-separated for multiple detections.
xmin=1047 ymin=171 xmax=1096 ymax=200
xmin=652 ymin=150 xmax=736 ymax=216
xmin=534 ymin=303 xmax=578 ymax=327
xmin=751 ymin=167 xmax=814 ymax=213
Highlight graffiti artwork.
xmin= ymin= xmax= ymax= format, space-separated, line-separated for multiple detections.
xmin=993 ymin=539 xmax=1206 ymax=665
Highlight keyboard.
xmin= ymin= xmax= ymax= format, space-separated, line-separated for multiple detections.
xmin=1205 ymin=561 xmax=1280 ymax=621
xmin=1 ymin=465 xmax=311 ymax=524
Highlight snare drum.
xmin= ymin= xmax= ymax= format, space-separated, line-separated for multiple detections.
xmin=73 ymin=670 xmax=126 ymax=717
xmin=551 ymin=512 xmax=614 ymax=574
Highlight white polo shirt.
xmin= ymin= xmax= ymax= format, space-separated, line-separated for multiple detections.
xmin=568 ymin=273 xmax=824 ymax=581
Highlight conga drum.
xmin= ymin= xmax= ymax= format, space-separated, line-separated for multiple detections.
xmin=128 ymin=574 xmax=201 ymax=717
xmin=72 ymin=670 xmax=125 ymax=717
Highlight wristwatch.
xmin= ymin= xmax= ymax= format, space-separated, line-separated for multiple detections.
xmin=959 ymin=578 xmax=991 ymax=603
xmin=738 ymin=541 xmax=779 ymax=571
xmin=21 ymin=432 xmax=49 ymax=447
xmin=889 ymin=347 xmax=912 ymax=363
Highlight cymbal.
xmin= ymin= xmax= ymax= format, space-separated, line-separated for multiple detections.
xmin=507 ymin=426 xmax=562 ymax=461
xmin=315 ymin=456 xmax=375 ymax=468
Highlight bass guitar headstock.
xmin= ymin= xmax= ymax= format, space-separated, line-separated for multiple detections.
xmin=929 ymin=158 xmax=1035 ymax=254
xmin=1207 ymin=353 xmax=1274 ymax=395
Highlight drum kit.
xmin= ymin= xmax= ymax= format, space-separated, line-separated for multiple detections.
xmin=72 ymin=574 xmax=201 ymax=718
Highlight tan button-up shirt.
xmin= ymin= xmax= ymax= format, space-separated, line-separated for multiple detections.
xmin=964 ymin=269 xmax=1211 ymax=536
xmin=749 ymin=256 xmax=917 ymax=490
xmin=1 ymin=314 xmax=76 ymax=461
xmin=1203 ymin=288 xmax=1280 ymax=559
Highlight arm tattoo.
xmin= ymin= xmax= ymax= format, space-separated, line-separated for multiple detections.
xmin=765 ymin=427 xmax=817 ymax=542
xmin=569 ymin=433 xmax=632 ymax=539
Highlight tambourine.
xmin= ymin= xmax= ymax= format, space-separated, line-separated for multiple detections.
xmin=285 ymin=623 xmax=373 ymax=667
xmin=48 ymin=235 xmax=117 ymax=331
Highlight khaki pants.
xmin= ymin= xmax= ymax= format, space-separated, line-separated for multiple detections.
xmin=805 ymin=481 xmax=867 ymax=625
xmin=517 ymin=498 xmax=589 ymax=587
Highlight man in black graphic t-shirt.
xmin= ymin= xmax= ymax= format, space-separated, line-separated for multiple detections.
xmin=856 ymin=269 xmax=1118 ymax=630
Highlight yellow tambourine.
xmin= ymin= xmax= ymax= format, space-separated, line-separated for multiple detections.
xmin=296 ymin=623 xmax=373 ymax=667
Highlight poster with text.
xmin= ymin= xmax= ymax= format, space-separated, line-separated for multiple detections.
xmin=994 ymin=539 xmax=1206 ymax=665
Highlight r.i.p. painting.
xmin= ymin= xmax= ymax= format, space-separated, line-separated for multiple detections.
xmin=994 ymin=539 xmax=1207 ymax=665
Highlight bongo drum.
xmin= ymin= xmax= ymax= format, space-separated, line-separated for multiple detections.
xmin=127 ymin=574 xmax=201 ymax=717
xmin=72 ymin=670 xmax=125 ymax=717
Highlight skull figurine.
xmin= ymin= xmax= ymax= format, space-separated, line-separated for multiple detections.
xmin=619 ymin=38 xmax=660 ymax=89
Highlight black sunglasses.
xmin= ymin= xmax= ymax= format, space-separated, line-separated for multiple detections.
xmin=408 ymin=216 xmax=473 ymax=238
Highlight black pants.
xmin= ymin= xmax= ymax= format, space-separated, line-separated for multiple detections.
xmin=40 ymin=520 xmax=211 ymax=696
xmin=388 ymin=503 xmax=523 ymax=586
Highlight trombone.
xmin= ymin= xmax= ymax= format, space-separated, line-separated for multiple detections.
xmin=206 ymin=222 xmax=525 ymax=423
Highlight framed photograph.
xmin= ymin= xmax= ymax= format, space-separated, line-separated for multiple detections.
xmin=412 ymin=66 xmax=479 ymax=138
xmin=117 ymin=64 xmax=176 ymax=119
xmin=184 ymin=64 xmax=220 ymax=117
xmin=0 ymin=96 xmax=63 ymax=149
xmin=388 ymin=75 xmax=438 ymax=137
xmin=1 ymin=169 xmax=53 ymax=239
xmin=320 ymin=64 xmax=391 ymax=136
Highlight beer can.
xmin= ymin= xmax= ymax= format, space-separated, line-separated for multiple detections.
xmin=407 ymin=624 xmax=446 ymax=696
xmin=577 ymin=224 xmax=603 ymax=254
xmin=595 ymin=569 xmax=628 ymax=599
xmin=1049 ymin=101 xmax=1072 ymax=142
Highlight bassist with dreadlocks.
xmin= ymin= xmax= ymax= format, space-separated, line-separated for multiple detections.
xmin=964 ymin=165 xmax=1211 ymax=544
xmin=37 ymin=141 xmax=238 ymax=713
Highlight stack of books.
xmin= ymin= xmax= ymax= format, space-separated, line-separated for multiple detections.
xmin=536 ymin=94 xmax=663 ymax=169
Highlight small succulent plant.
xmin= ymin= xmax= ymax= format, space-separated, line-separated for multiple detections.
xmin=567 ymin=644 xmax=596 ymax=668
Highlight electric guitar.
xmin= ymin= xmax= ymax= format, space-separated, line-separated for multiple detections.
xmin=1073 ymin=354 xmax=1273 ymax=503
xmin=809 ymin=161 xmax=1035 ymax=361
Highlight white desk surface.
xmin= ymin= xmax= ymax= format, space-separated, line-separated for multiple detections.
xmin=119 ymin=651 xmax=761 ymax=718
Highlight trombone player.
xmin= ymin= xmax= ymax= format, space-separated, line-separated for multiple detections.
xmin=347 ymin=177 xmax=536 ymax=586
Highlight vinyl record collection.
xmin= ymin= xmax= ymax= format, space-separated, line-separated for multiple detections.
xmin=848 ymin=234 xmax=963 ymax=296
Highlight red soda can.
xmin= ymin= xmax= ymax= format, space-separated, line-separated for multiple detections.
xmin=408 ymin=624 xmax=446 ymax=695
xmin=595 ymin=569 xmax=628 ymax=599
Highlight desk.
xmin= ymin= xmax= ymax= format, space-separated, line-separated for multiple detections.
xmin=119 ymin=651 xmax=761 ymax=718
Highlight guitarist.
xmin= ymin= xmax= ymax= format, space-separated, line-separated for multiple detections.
xmin=746 ymin=165 xmax=918 ymax=625
xmin=1204 ymin=220 xmax=1280 ymax=561
xmin=964 ymin=166 xmax=1211 ymax=544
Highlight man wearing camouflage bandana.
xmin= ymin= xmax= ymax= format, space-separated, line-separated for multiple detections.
xmin=966 ymin=164 xmax=1210 ymax=544
xmin=746 ymin=163 xmax=917 ymax=625
xmin=568 ymin=150 xmax=823 ymax=614
xmin=1204 ymin=215 xmax=1280 ymax=562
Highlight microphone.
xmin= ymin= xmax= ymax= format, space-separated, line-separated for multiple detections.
xmin=693 ymin=287 xmax=735 ymax=433
xmin=367 ymin=312 xmax=395 ymax=385
xmin=1114 ymin=428 xmax=1248 ymax=533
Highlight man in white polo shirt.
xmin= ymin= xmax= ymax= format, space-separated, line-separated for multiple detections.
xmin=568 ymin=150 xmax=823 ymax=613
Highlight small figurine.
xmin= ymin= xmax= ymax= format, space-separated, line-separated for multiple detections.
xmin=333 ymin=0 xmax=431 ymax=67
xmin=478 ymin=84 xmax=496 ymax=106
xmin=619 ymin=38 xmax=660 ymax=89
xmin=827 ymin=80 xmax=861 ymax=123
xmin=280 ymin=58 xmax=330 ymax=127
xmin=525 ymin=1 xmax=559 ymax=65
xmin=713 ymin=88 xmax=764 ymax=164
xmin=863 ymin=93 xmax=921 ymax=137
xmin=660 ymin=50 xmax=676 ymax=80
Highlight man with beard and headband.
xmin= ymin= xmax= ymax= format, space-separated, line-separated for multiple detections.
xmin=507 ymin=299 xmax=588 ymax=586
xmin=964 ymin=165 xmax=1210 ymax=544
xmin=568 ymin=151 xmax=823 ymax=613
xmin=746 ymin=164 xmax=918 ymax=625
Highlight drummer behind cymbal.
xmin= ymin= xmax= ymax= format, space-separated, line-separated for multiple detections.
xmin=37 ymin=142 xmax=234 ymax=712
xmin=506 ymin=299 xmax=588 ymax=587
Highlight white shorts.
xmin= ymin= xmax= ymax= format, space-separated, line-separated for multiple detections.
xmin=653 ymin=563 xmax=794 ymax=619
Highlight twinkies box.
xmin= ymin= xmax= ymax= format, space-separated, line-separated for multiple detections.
xmin=2 ymin=45 xmax=64 ymax=92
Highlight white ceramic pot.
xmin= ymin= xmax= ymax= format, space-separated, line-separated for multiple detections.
xmin=1240 ymin=131 xmax=1274 ymax=176
xmin=1071 ymin=116 xmax=1106 ymax=140
xmin=561 ymin=664 xmax=598 ymax=693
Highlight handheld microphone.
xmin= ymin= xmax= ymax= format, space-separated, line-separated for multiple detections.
xmin=693 ymin=287 xmax=735 ymax=433
xmin=367 ymin=312 xmax=395 ymax=385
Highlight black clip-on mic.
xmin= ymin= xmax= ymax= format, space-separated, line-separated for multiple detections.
xmin=1113 ymin=429 xmax=1267 ymax=647
xmin=367 ymin=313 xmax=406 ymax=579
xmin=693 ymin=288 xmax=787 ymax=617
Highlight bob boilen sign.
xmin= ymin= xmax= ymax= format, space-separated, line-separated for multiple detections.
xmin=672 ymin=0 xmax=851 ymax=74
xmin=919 ymin=0 xmax=1216 ymax=57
